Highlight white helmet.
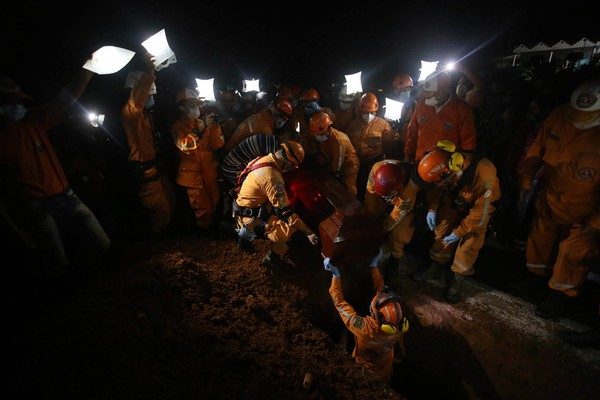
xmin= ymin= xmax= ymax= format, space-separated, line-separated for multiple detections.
xmin=125 ymin=71 xmax=157 ymax=95
xmin=570 ymin=80 xmax=600 ymax=112
xmin=338 ymin=86 xmax=354 ymax=102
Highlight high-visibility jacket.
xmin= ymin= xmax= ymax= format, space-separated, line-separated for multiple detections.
xmin=346 ymin=116 xmax=392 ymax=162
xmin=316 ymin=128 xmax=360 ymax=195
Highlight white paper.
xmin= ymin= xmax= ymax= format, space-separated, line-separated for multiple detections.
xmin=141 ymin=29 xmax=175 ymax=68
xmin=195 ymin=78 xmax=216 ymax=101
xmin=156 ymin=54 xmax=177 ymax=71
xmin=418 ymin=60 xmax=439 ymax=82
xmin=344 ymin=71 xmax=362 ymax=94
xmin=242 ymin=79 xmax=260 ymax=93
xmin=384 ymin=98 xmax=404 ymax=121
xmin=83 ymin=46 xmax=135 ymax=75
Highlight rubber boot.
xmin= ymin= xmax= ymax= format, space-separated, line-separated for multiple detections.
xmin=411 ymin=260 xmax=443 ymax=284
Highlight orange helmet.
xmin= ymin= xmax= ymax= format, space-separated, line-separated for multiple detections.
xmin=280 ymin=141 xmax=305 ymax=168
xmin=359 ymin=93 xmax=379 ymax=113
xmin=301 ymin=88 xmax=320 ymax=102
xmin=370 ymin=289 xmax=403 ymax=333
xmin=417 ymin=147 xmax=458 ymax=184
xmin=373 ymin=162 xmax=407 ymax=197
xmin=309 ymin=111 xmax=333 ymax=135
xmin=176 ymin=88 xmax=204 ymax=105
xmin=392 ymin=74 xmax=413 ymax=90
xmin=274 ymin=96 xmax=293 ymax=117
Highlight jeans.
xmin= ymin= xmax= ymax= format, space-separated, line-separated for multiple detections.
xmin=22 ymin=188 xmax=111 ymax=276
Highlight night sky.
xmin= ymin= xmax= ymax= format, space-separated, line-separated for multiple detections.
xmin=1 ymin=0 xmax=595 ymax=102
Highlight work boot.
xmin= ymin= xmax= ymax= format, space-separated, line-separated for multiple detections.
xmin=445 ymin=273 xmax=464 ymax=302
xmin=411 ymin=261 xmax=444 ymax=284
xmin=535 ymin=290 xmax=571 ymax=320
xmin=261 ymin=251 xmax=293 ymax=268
xmin=558 ymin=328 xmax=600 ymax=350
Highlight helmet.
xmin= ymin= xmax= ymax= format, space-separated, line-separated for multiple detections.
xmin=274 ymin=96 xmax=293 ymax=117
xmin=392 ymin=74 xmax=413 ymax=90
xmin=570 ymin=79 xmax=600 ymax=112
xmin=301 ymin=88 xmax=320 ymax=102
xmin=338 ymin=86 xmax=354 ymax=102
xmin=280 ymin=141 xmax=305 ymax=168
xmin=417 ymin=142 xmax=464 ymax=184
xmin=125 ymin=71 xmax=157 ymax=95
xmin=176 ymin=88 xmax=204 ymax=104
xmin=218 ymin=89 xmax=241 ymax=105
xmin=373 ymin=162 xmax=407 ymax=197
xmin=277 ymin=84 xmax=294 ymax=101
xmin=359 ymin=93 xmax=379 ymax=113
xmin=369 ymin=289 xmax=403 ymax=334
xmin=421 ymin=71 xmax=451 ymax=98
xmin=309 ymin=111 xmax=333 ymax=135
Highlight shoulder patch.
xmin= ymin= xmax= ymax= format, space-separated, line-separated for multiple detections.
xmin=353 ymin=316 xmax=365 ymax=329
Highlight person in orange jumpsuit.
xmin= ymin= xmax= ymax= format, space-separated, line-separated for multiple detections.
xmin=333 ymin=86 xmax=359 ymax=133
xmin=121 ymin=53 xmax=174 ymax=233
xmin=324 ymin=258 xmax=408 ymax=382
xmin=0 ymin=58 xmax=110 ymax=279
xmin=223 ymin=97 xmax=293 ymax=151
xmin=387 ymin=74 xmax=415 ymax=160
xmin=233 ymin=141 xmax=319 ymax=266
xmin=171 ymin=88 xmax=224 ymax=233
xmin=308 ymin=111 xmax=359 ymax=196
xmin=404 ymin=70 xmax=477 ymax=162
xmin=364 ymin=160 xmax=420 ymax=274
xmin=517 ymin=80 xmax=600 ymax=319
xmin=346 ymin=93 xmax=393 ymax=200
xmin=287 ymin=88 xmax=334 ymax=156
xmin=411 ymin=141 xmax=500 ymax=302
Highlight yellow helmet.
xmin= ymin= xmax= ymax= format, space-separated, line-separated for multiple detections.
xmin=280 ymin=141 xmax=305 ymax=168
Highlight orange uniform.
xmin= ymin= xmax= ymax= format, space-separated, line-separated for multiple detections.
xmin=316 ymin=128 xmax=360 ymax=196
xmin=428 ymin=155 xmax=500 ymax=275
xmin=0 ymin=112 xmax=68 ymax=197
xmin=171 ymin=118 xmax=224 ymax=228
xmin=333 ymin=105 xmax=356 ymax=133
xmin=236 ymin=154 xmax=312 ymax=255
xmin=329 ymin=267 xmax=403 ymax=382
xmin=225 ymin=109 xmax=275 ymax=150
xmin=405 ymin=97 xmax=477 ymax=161
xmin=518 ymin=105 xmax=600 ymax=292
xmin=365 ymin=160 xmax=420 ymax=258
xmin=121 ymin=71 xmax=174 ymax=233
xmin=346 ymin=116 xmax=392 ymax=162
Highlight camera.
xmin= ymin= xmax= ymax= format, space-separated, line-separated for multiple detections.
xmin=212 ymin=114 xmax=225 ymax=125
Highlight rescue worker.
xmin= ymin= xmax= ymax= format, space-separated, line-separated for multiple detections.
xmin=233 ymin=141 xmax=319 ymax=266
xmin=386 ymin=74 xmax=415 ymax=160
xmin=288 ymin=88 xmax=334 ymax=156
xmin=121 ymin=53 xmax=175 ymax=233
xmin=171 ymin=88 xmax=224 ymax=233
xmin=224 ymin=96 xmax=293 ymax=151
xmin=517 ymin=80 xmax=600 ymax=319
xmin=308 ymin=111 xmax=359 ymax=196
xmin=364 ymin=159 xmax=419 ymax=274
xmin=333 ymin=86 xmax=358 ymax=133
xmin=411 ymin=140 xmax=500 ymax=302
xmin=346 ymin=93 xmax=393 ymax=200
xmin=404 ymin=70 xmax=477 ymax=162
xmin=324 ymin=257 xmax=408 ymax=382
xmin=0 ymin=59 xmax=110 ymax=280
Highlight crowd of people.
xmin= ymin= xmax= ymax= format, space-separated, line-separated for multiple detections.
xmin=1 ymin=48 xmax=598 ymax=383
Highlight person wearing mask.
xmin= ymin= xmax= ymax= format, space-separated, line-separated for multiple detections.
xmin=308 ymin=111 xmax=359 ymax=196
xmin=0 ymin=57 xmax=110 ymax=282
xmin=404 ymin=71 xmax=477 ymax=163
xmin=333 ymin=86 xmax=359 ymax=133
xmin=346 ymin=93 xmax=393 ymax=200
xmin=171 ymin=88 xmax=224 ymax=235
xmin=387 ymin=74 xmax=415 ymax=160
xmin=121 ymin=53 xmax=175 ymax=234
xmin=287 ymin=88 xmax=335 ymax=156
xmin=517 ymin=80 xmax=600 ymax=319
xmin=411 ymin=141 xmax=500 ymax=302
xmin=324 ymin=257 xmax=408 ymax=382
xmin=224 ymin=96 xmax=293 ymax=151
xmin=232 ymin=141 xmax=319 ymax=266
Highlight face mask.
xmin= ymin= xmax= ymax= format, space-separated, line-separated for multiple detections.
xmin=397 ymin=92 xmax=411 ymax=103
xmin=456 ymin=84 xmax=468 ymax=98
xmin=315 ymin=134 xmax=328 ymax=142
xmin=0 ymin=104 xmax=27 ymax=121
xmin=145 ymin=96 xmax=155 ymax=109
xmin=340 ymin=101 xmax=352 ymax=111
xmin=362 ymin=113 xmax=375 ymax=123
xmin=187 ymin=106 xmax=200 ymax=120
xmin=424 ymin=96 xmax=438 ymax=107
xmin=274 ymin=116 xmax=287 ymax=129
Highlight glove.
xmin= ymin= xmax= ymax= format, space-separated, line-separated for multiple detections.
xmin=442 ymin=232 xmax=460 ymax=246
xmin=426 ymin=210 xmax=437 ymax=231
xmin=323 ymin=257 xmax=340 ymax=278
xmin=370 ymin=248 xmax=384 ymax=267
xmin=307 ymin=233 xmax=319 ymax=246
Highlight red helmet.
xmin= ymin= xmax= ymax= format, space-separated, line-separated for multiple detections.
xmin=370 ymin=289 xmax=403 ymax=332
xmin=301 ymin=88 xmax=320 ymax=102
xmin=274 ymin=96 xmax=293 ymax=117
xmin=392 ymin=74 xmax=413 ymax=90
xmin=359 ymin=93 xmax=379 ymax=113
xmin=309 ymin=111 xmax=333 ymax=135
xmin=373 ymin=162 xmax=407 ymax=197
